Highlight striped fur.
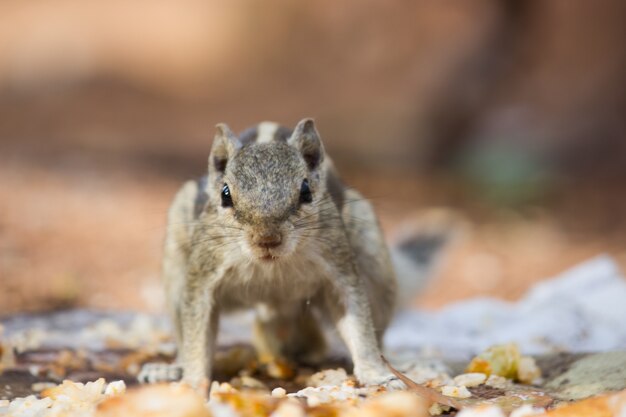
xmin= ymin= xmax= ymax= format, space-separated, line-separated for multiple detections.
xmin=238 ymin=121 xmax=292 ymax=146
xmin=142 ymin=119 xmax=411 ymax=393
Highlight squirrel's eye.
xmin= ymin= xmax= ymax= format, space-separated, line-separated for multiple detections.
xmin=221 ymin=184 xmax=233 ymax=208
xmin=299 ymin=179 xmax=312 ymax=204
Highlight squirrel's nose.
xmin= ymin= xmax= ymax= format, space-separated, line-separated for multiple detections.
xmin=255 ymin=233 xmax=282 ymax=249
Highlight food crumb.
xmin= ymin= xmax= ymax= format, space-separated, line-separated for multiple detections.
xmin=271 ymin=387 xmax=287 ymax=398
xmin=454 ymin=373 xmax=487 ymax=388
xmin=457 ymin=405 xmax=506 ymax=417
xmin=509 ymin=404 xmax=545 ymax=417
xmin=441 ymin=385 xmax=472 ymax=398
xmin=30 ymin=382 xmax=57 ymax=392
xmin=485 ymin=375 xmax=508 ymax=389
xmin=104 ymin=380 xmax=127 ymax=396
xmin=270 ymin=401 xmax=305 ymax=417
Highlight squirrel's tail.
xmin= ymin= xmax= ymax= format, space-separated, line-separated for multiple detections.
xmin=389 ymin=209 xmax=464 ymax=307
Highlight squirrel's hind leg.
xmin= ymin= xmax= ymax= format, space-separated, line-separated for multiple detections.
xmin=253 ymin=302 xmax=326 ymax=366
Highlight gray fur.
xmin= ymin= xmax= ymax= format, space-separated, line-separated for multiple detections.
xmin=142 ymin=118 xmax=404 ymax=392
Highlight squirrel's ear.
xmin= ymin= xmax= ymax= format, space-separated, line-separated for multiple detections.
xmin=289 ymin=118 xmax=324 ymax=170
xmin=210 ymin=123 xmax=241 ymax=173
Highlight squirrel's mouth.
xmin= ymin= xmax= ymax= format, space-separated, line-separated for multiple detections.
xmin=255 ymin=248 xmax=279 ymax=262
xmin=247 ymin=236 xmax=294 ymax=262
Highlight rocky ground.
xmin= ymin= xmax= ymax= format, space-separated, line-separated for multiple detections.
xmin=1 ymin=305 xmax=625 ymax=417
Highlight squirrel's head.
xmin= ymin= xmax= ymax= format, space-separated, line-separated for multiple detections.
xmin=206 ymin=118 xmax=327 ymax=262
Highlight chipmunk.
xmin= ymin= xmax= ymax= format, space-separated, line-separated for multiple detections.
xmin=139 ymin=119 xmax=454 ymax=392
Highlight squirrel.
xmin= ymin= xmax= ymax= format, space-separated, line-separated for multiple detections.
xmin=139 ymin=118 xmax=455 ymax=392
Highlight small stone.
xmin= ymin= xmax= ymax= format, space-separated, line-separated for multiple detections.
xmin=453 ymin=373 xmax=487 ymax=388
xmin=270 ymin=401 xmax=305 ymax=417
xmin=517 ymin=357 xmax=541 ymax=384
xmin=544 ymin=352 xmax=626 ymax=401
xmin=509 ymin=404 xmax=545 ymax=417
xmin=30 ymin=382 xmax=57 ymax=392
xmin=485 ymin=375 xmax=508 ymax=389
xmin=344 ymin=391 xmax=430 ymax=417
xmin=306 ymin=395 xmax=322 ymax=407
xmin=271 ymin=387 xmax=287 ymax=398
xmin=306 ymin=368 xmax=349 ymax=387
xmin=209 ymin=381 xmax=238 ymax=401
xmin=429 ymin=402 xmax=450 ymax=416
xmin=441 ymin=385 xmax=472 ymax=399
xmin=232 ymin=376 xmax=267 ymax=390
xmin=5 ymin=396 xmax=53 ymax=415
xmin=457 ymin=405 xmax=505 ymax=417
xmin=28 ymin=365 xmax=41 ymax=377
xmin=104 ymin=380 xmax=127 ymax=396
xmin=96 ymin=384 xmax=211 ymax=417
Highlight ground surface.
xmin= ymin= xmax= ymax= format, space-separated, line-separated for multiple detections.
xmin=1 ymin=310 xmax=625 ymax=416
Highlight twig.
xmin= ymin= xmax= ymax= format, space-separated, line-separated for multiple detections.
xmin=381 ymin=355 xmax=463 ymax=410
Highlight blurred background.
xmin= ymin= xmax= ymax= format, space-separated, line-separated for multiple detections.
xmin=1 ymin=0 xmax=625 ymax=315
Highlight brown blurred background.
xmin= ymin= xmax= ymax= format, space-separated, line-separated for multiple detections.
xmin=1 ymin=0 xmax=625 ymax=315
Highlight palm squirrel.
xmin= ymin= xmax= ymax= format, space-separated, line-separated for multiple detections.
xmin=139 ymin=118 xmax=454 ymax=392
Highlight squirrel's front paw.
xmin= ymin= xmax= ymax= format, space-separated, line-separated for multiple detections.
xmin=363 ymin=374 xmax=406 ymax=391
xmin=355 ymin=367 xmax=407 ymax=390
xmin=375 ymin=375 xmax=406 ymax=390
xmin=137 ymin=362 xmax=183 ymax=384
